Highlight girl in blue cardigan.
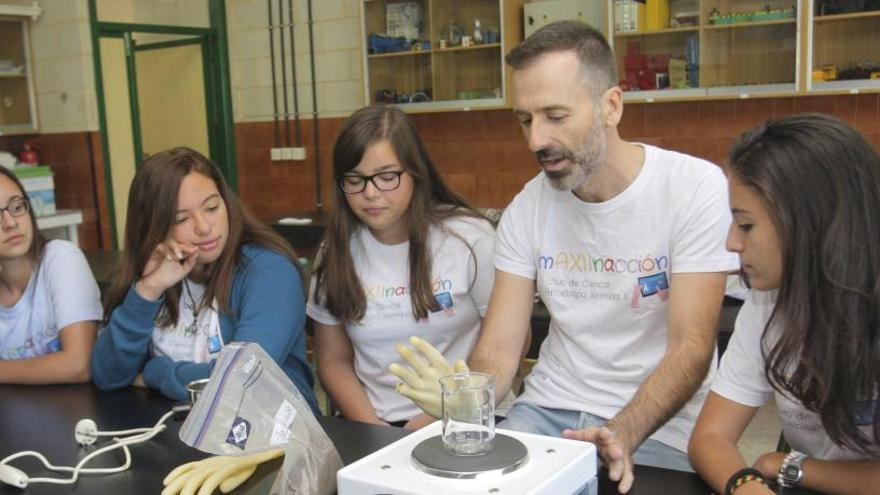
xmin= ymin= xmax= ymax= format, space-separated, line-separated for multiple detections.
xmin=91 ymin=147 xmax=317 ymax=413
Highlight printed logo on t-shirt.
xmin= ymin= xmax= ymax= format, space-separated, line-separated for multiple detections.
xmin=0 ymin=337 xmax=34 ymax=360
xmin=361 ymin=278 xmax=455 ymax=323
xmin=630 ymin=271 xmax=670 ymax=308
xmin=431 ymin=291 xmax=455 ymax=317
xmin=536 ymin=250 xmax=670 ymax=307
xmin=364 ymin=278 xmax=453 ymax=300
xmin=0 ymin=324 xmax=61 ymax=359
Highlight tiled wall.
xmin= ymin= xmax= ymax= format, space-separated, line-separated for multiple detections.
xmin=227 ymin=0 xmax=365 ymax=121
xmin=235 ymin=94 xmax=880 ymax=216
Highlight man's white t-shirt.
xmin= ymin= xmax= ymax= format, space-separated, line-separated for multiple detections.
xmin=308 ymin=216 xmax=497 ymax=422
xmin=0 ymin=240 xmax=103 ymax=359
xmin=714 ymin=289 xmax=880 ymax=460
xmin=496 ymin=144 xmax=739 ymax=452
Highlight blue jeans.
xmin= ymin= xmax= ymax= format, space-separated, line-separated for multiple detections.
xmin=498 ymin=401 xmax=693 ymax=472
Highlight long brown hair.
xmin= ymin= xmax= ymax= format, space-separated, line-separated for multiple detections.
xmin=729 ymin=113 xmax=880 ymax=453
xmin=0 ymin=166 xmax=47 ymax=264
xmin=314 ymin=105 xmax=486 ymax=323
xmin=104 ymin=147 xmax=296 ymax=326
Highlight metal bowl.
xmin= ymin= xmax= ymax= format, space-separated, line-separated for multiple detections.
xmin=186 ymin=378 xmax=211 ymax=404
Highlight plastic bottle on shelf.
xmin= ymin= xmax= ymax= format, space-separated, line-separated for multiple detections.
xmin=473 ymin=19 xmax=483 ymax=45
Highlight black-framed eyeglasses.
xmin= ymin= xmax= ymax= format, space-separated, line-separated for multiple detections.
xmin=338 ymin=170 xmax=405 ymax=194
xmin=0 ymin=198 xmax=30 ymax=218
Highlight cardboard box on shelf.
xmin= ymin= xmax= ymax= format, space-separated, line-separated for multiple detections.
xmin=13 ymin=165 xmax=56 ymax=217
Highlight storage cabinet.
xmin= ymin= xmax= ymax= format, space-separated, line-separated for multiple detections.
xmin=360 ymin=0 xmax=510 ymax=110
xmin=0 ymin=16 xmax=38 ymax=134
xmin=609 ymin=0 xmax=880 ymax=101
xmin=808 ymin=0 xmax=880 ymax=93
xmin=611 ymin=0 xmax=799 ymax=101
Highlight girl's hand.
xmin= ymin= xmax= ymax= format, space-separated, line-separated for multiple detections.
xmin=403 ymin=413 xmax=437 ymax=430
xmin=135 ymin=240 xmax=199 ymax=300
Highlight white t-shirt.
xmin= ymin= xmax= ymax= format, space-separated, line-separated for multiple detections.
xmin=150 ymin=280 xmax=223 ymax=364
xmin=496 ymin=144 xmax=739 ymax=452
xmin=0 ymin=240 xmax=103 ymax=359
xmin=308 ymin=215 xmax=496 ymax=422
xmin=714 ymin=289 xmax=880 ymax=460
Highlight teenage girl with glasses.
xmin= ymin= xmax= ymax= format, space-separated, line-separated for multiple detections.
xmin=0 ymin=167 xmax=102 ymax=383
xmin=688 ymin=114 xmax=880 ymax=494
xmin=91 ymin=148 xmax=318 ymax=413
xmin=308 ymin=105 xmax=511 ymax=429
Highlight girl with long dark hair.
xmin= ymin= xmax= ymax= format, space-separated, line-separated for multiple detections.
xmin=689 ymin=114 xmax=880 ymax=494
xmin=91 ymin=148 xmax=317 ymax=413
xmin=308 ymin=105 xmax=502 ymax=428
xmin=0 ymin=167 xmax=101 ymax=383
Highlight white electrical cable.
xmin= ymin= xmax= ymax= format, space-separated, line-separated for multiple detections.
xmin=0 ymin=409 xmax=175 ymax=487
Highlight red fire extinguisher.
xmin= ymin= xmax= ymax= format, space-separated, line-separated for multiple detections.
xmin=19 ymin=142 xmax=39 ymax=165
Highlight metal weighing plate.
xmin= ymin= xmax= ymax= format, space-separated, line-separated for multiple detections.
xmin=411 ymin=434 xmax=529 ymax=480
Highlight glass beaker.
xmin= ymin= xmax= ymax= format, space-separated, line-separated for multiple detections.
xmin=440 ymin=372 xmax=495 ymax=455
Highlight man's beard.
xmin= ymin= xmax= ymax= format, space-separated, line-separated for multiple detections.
xmin=537 ymin=118 xmax=607 ymax=192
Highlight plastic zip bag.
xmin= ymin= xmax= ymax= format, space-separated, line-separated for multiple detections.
xmin=179 ymin=342 xmax=342 ymax=494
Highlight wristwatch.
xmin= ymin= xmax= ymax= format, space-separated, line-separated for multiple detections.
xmin=778 ymin=450 xmax=808 ymax=488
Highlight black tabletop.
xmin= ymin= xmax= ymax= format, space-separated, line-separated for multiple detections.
xmin=0 ymin=384 xmax=712 ymax=494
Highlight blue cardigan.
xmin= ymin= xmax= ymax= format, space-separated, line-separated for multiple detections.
xmin=91 ymin=245 xmax=318 ymax=414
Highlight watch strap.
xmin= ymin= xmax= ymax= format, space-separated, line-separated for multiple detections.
xmin=777 ymin=450 xmax=808 ymax=488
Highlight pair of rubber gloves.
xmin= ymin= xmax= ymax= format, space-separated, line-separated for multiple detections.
xmin=389 ymin=336 xmax=471 ymax=419
xmin=162 ymin=448 xmax=283 ymax=495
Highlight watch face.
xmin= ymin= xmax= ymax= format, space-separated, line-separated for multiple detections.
xmin=784 ymin=464 xmax=802 ymax=480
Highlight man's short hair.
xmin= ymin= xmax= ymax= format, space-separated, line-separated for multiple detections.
xmin=506 ymin=20 xmax=618 ymax=98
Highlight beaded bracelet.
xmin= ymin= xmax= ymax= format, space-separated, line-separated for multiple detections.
xmin=725 ymin=467 xmax=767 ymax=495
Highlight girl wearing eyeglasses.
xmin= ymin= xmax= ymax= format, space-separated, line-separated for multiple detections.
xmin=0 ymin=167 xmax=102 ymax=383
xmin=91 ymin=148 xmax=318 ymax=413
xmin=688 ymin=114 xmax=880 ymax=494
xmin=308 ymin=105 xmax=505 ymax=429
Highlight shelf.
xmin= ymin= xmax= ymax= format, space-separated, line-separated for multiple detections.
xmin=814 ymin=10 xmax=880 ymax=23
xmin=433 ymin=43 xmax=501 ymax=53
xmin=706 ymin=82 xmax=796 ymax=96
xmin=392 ymin=97 xmax=505 ymax=112
xmin=703 ymin=18 xmax=796 ymax=30
xmin=810 ymin=79 xmax=880 ymax=93
xmin=622 ymin=83 xmax=797 ymax=102
xmin=0 ymin=73 xmax=25 ymax=78
xmin=623 ymin=88 xmax=707 ymax=102
xmin=367 ymin=49 xmax=433 ymax=59
xmin=614 ymin=26 xmax=699 ymax=37
xmin=362 ymin=0 xmax=507 ymax=110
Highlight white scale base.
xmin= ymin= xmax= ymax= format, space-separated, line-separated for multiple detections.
xmin=337 ymin=422 xmax=597 ymax=494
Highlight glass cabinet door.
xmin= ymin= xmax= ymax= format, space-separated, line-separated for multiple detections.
xmin=361 ymin=0 xmax=504 ymax=110
xmin=0 ymin=18 xmax=37 ymax=134
xmin=808 ymin=0 xmax=880 ymax=93
xmin=610 ymin=0 xmax=799 ymax=101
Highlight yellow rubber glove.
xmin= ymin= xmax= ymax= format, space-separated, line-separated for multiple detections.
xmin=388 ymin=336 xmax=470 ymax=419
xmin=161 ymin=448 xmax=284 ymax=495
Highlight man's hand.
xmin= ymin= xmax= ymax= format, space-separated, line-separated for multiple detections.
xmin=563 ymin=426 xmax=635 ymax=494
xmin=388 ymin=336 xmax=469 ymax=418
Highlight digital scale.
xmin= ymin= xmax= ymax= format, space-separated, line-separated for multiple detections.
xmin=337 ymin=422 xmax=597 ymax=494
